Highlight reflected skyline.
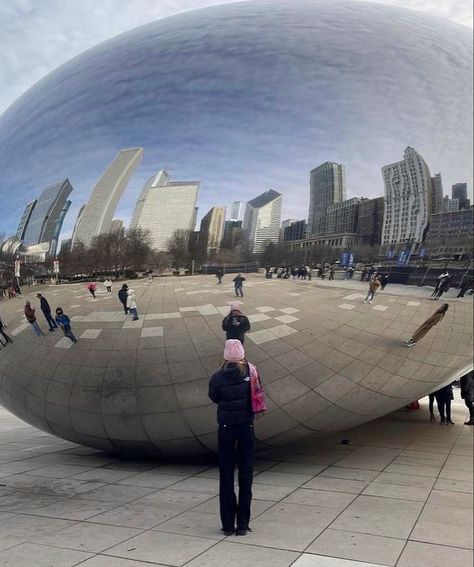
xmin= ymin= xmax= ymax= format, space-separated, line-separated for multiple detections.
xmin=0 ymin=0 xmax=472 ymax=238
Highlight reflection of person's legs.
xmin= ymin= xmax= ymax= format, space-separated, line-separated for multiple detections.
xmin=218 ymin=425 xmax=237 ymax=532
xmin=236 ymin=423 xmax=255 ymax=532
xmin=464 ymin=396 xmax=474 ymax=423
xmin=446 ymin=400 xmax=453 ymax=424
xmin=436 ymin=398 xmax=446 ymax=423
xmin=429 ymin=393 xmax=436 ymax=421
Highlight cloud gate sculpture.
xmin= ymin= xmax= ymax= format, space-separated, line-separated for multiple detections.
xmin=0 ymin=1 xmax=472 ymax=456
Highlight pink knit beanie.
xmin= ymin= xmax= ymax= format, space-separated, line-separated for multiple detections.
xmin=224 ymin=339 xmax=245 ymax=362
xmin=230 ymin=303 xmax=241 ymax=312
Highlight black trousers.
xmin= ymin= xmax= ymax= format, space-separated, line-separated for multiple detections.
xmin=0 ymin=329 xmax=12 ymax=344
xmin=463 ymin=395 xmax=474 ymax=419
xmin=43 ymin=312 xmax=58 ymax=330
xmin=218 ymin=423 xmax=255 ymax=531
xmin=435 ymin=396 xmax=452 ymax=422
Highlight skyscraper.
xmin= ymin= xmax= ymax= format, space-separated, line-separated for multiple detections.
xmin=431 ymin=173 xmax=443 ymax=214
xmin=21 ymin=179 xmax=73 ymax=255
xmin=50 ymin=200 xmax=71 ymax=258
xmin=110 ymin=220 xmax=124 ymax=236
xmin=230 ymin=201 xmax=243 ymax=221
xmin=381 ymin=147 xmax=432 ymax=247
xmin=72 ymin=148 xmax=143 ymax=246
xmin=130 ymin=169 xmax=199 ymax=251
xmin=452 ymin=182 xmax=469 ymax=210
xmin=199 ymin=206 xmax=226 ymax=256
xmin=71 ymin=204 xmax=86 ymax=246
xmin=442 ymin=196 xmax=459 ymax=212
xmin=243 ymin=189 xmax=282 ymax=254
xmin=16 ymin=200 xmax=36 ymax=240
xmin=308 ymin=162 xmax=346 ymax=236
xmin=356 ymin=197 xmax=385 ymax=246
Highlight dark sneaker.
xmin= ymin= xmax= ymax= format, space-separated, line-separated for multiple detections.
xmin=221 ymin=529 xmax=234 ymax=536
xmin=464 ymin=419 xmax=474 ymax=425
xmin=446 ymin=421 xmax=455 ymax=425
xmin=236 ymin=527 xmax=252 ymax=536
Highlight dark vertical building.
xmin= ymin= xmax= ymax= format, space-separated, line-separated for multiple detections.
xmin=452 ymin=183 xmax=470 ymax=210
xmin=431 ymin=173 xmax=443 ymax=214
xmin=356 ymin=196 xmax=385 ymax=246
xmin=283 ymin=220 xmax=307 ymax=241
xmin=308 ymin=161 xmax=346 ymax=236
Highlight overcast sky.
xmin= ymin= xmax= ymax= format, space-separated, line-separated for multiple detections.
xmin=1 ymin=0 xmax=472 ymax=116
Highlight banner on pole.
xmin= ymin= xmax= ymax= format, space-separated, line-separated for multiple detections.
xmin=14 ymin=259 xmax=21 ymax=278
xmin=397 ymin=245 xmax=412 ymax=267
xmin=53 ymin=259 xmax=60 ymax=274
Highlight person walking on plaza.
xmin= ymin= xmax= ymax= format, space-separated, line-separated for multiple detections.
xmin=209 ymin=340 xmax=260 ymax=536
xmin=0 ymin=316 xmax=12 ymax=346
xmin=433 ymin=275 xmax=452 ymax=300
xmin=222 ymin=304 xmax=251 ymax=344
xmin=364 ymin=276 xmax=380 ymax=304
xmin=457 ymin=278 xmax=472 ymax=298
xmin=118 ymin=283 xmax=129 ymax=314
xmin=434 ymin=383 xmax=455 ymax=425
xmin=126 ymin=289 xmax=139 ymax=320
xmin=37 ymin=293 xmax=58 ymax=332
xmin=329 ymin=265 xmax=336 ymax=281
xmin=104 ymin=279 xmax=112 ymax=293
xmin=87 ymin=282 xmax=97 ymax=298
xmin=460 ymin=371 xmax=474 ymax=425
xmin=233 ymin=273 xmax=245 ymax=297
xmin=24 ymin=301 xmax=45 ymax=337
xmin=431 ymin=272 xmax=449 ymax=298
xmin=404 ymin=303 xmax=448 ymax=347
xmin=380 ymin=274 xmax=389 ymax=290
xmin=55 ymin=307 xmax=77 ymax=343
xmin=216 ymin=267 xmax=224 ymax=285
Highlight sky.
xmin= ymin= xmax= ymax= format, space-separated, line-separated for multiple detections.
xmin=0 ymin=0 xmax=472 ymax=240
xmin=1 ymin=0 xmax=472 ymax=117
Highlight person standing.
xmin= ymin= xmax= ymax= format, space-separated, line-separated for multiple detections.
xmin=404 ymin=304 xmax=449 ymax=347
xmin=233 ymin=274 xmax=246 ymax=298
xmin=87 ymin=282 xmax=97 ymax=298
xmin=431 ymin=272 xmax=449 ymax=297
xmin=126 ymin=289 xmax=139 ymax=320
xmin=118 ymin=283 xmax=129 ymax=314
xmin=24 ymin=301 xmax=45 ymax=337
xmin=216 ymin=267 xmax=224 ymax=285
xmin=433 ymin=275 xmax=452 ymax=300
xmin=104 ymin=279 xmax=112 ymax=293
xmin=55 ymin=308 xmax=77 ymax=343
xmin=434 ymin=383 xmax=455 ymax=425
xmin=37 ymin=293 xmax=58 ymax=331
xmin=209 ymin=340 xmax=259 ymax=536
xmin=222 ymin=304 xmax=251 ymax=344
xmin=380 ymin=274 xmax=389 ymax=290
xmin=0 ymin=316 xmax=12 ymax=346
xmin=364 ymin=277 xmax=380 ymax=304
xmin=329 ymin=265 xmax=336 ymax=281
xmin=428 ymin=392 xmax=438 ymax=422
xmin=460 ymin=371 xmax=474 ymax=425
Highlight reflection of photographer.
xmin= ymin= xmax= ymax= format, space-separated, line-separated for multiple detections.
xmin=222 ymin=304 xmax=251 ymax=344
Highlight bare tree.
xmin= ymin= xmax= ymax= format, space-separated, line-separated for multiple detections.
xmin=167 ymin=229 xmax=191 ymax=268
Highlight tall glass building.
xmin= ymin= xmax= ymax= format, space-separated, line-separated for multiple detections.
xmin=381 ymin=147 xmax=432 ymax=247
xmin=243 ymin=189 xmax=282 ymax=254
xmin=308 ymin=162 xmax=346 ymax=236
xmin=72 ymin=148 xmax=143 ymax=247
xmin=130 ymin=170 xmax=200 ymax=251
xmin=21 ymin=179 xmax=73 ymax=255
xmin=199 ymin=206 xmax=226 ymax=256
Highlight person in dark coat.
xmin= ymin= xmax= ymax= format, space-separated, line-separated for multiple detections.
xmin=0 ymin=317 xmax=12 ymax=346
xmin=37 ymin=293 xmax=58 ymax=331
xmin=209 ymin=340 xmax=258 ymax=536
xmin=233 ymin=274 xmax=246 ymax=297
xmin=216 ymin=267 xmax=224 ymax=284
xmin=457 ymin=278 xmax=472 ymax=298
xmin=24 ymin=301 xmax=45 ymax=337
xmin=460 ymin=371 xmax=474 ymax=425
xmin=118 ymin=284 xmax=128 ymax=314
xmin=222 ymin=304 xmax=251 ymax=344
xmin=434 ymin=383 xmax=455 ymax=425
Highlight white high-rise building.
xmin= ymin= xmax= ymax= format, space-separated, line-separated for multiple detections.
xmin=130 ymin=170 xmax=199 ymax=251
xmin=72 ymin=148 xmax=143 ymax=246
xmin=243 ymin=189 xmax=282 ymax=254
xmin=381 ymin=147 xmax=432 ymax=246
xmin=230 ymin=201 xmax=243 ymax=221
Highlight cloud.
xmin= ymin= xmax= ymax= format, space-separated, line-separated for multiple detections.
xmin=0 ymin=0 xmax=472 ymax=116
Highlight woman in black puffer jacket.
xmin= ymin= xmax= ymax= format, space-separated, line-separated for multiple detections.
xmin=209 ymin=339 xmax=257 ymax=537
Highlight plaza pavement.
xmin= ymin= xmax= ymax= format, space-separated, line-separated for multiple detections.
xmin=0 ymin=395 xmax=472 ymax=567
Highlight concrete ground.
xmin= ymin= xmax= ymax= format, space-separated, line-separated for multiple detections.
xmin=0 ymin=395 xmax=472 ymax=567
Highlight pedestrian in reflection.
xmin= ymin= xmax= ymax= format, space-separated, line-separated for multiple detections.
xmin=380 ymin=274 xmax=389 ymax=290
xmin=404 ymin=304 xmax=449 ymax=347
xmin=104 ymin=279 xmax=113 ymax=293
xmin=428 ymin=392 xmax=438 ymax=422
xmin=222 ymin=304 xmax=251 ymax=344
xmin=364 ymin=276 xmax=380 ymax=304
xmin=118 ymin=283 xmax=129 ymax=314
xmin=24 ymin=301 xmax=45 ymax=337
xmin=457 ymin=278 xmax=472 ymax=298
xmin=434 ymin=383 xmax=455 ymax=425
xmin=460 ymin=371 xmax=474 ymax=425
xmin=209 ymin=339 xmax=259 ymax=536
xmin=37 ymin=293 xmax=58 ymax=332
xmin=233 ymin=273 xmax=245 ymax=297
xmin=55 ymin=307 xmax=77 ymax=343
xmin=216 ymin=267 xmax=224 ymax=285
xmin=126 ymin=289 xmax=139 ymax=320
xmin=433 ymin=275 xmax=452 ymax=300
xmin=87 ymin=282 xmax=97 ymax=298
xmin=431 ymin=272 xmax=449 ymax=298
xmin=0 ymin=317 xmax=12 ymax=346
xmin=329 ymin=265 xmax=336 ymax=280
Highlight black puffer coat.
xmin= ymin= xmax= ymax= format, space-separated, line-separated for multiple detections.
xmin=209 ymin=363 xmax=254 ymax=425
